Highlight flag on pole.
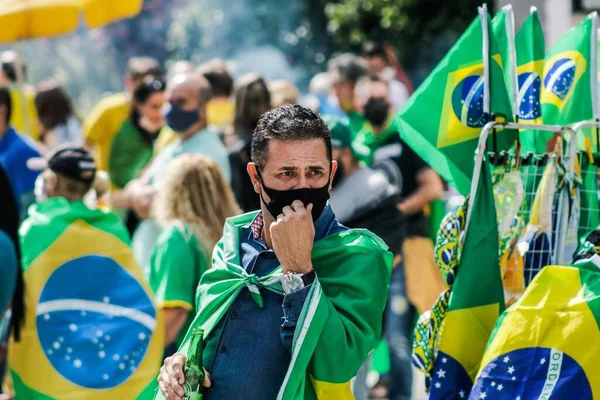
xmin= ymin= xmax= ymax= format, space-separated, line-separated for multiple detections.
xmin=395 ymin=7 xmax=516 ymax=195
xmin=427 ymin=154 xmax=504 ymax=399
xmin=9 ymin=198 xmax=164 ymax=399
xmin=542 ymin=13 xmax=595 ymax=127
xmin=471 ymin=253 xmax=600 ymax=399
xmin=492 ymin=5 xmax=518 ymax=118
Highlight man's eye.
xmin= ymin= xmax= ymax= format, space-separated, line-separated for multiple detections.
xmin=281 ymin=171 xmax=294 ymax=177
xmin=311 ymin=170 xmax=323 ymax=176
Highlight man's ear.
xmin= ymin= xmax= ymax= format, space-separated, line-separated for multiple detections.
xmin=328 ymin=160 xmax=338 ymax=190
xmin=247 ymin=162 xmax=262 ymax=194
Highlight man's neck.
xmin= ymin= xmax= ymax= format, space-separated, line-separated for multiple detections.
xmin=261 ymin=209 xmax=275 ymax=249
xmin=0 ymin=125 xmax=9 ymax=141
xmin=179 ymin=123 xmax=206 ymax=142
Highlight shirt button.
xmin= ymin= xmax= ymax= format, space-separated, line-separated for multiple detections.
xmin=220 ymin=346 xmax=227 ymax=353
xmin=231 ymin=312 xmax=238 ymax=319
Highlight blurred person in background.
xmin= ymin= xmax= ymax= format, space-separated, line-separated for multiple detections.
xmin=0 ymin=51 xmax=40 ymax=142
xmin=34 ymin=80 xmax=82 ymax=150
xmin=268 ymin=79 xmax=299 ymax=108
xmin=306 ymin=72 xmax=346 ymax=118
xmin=328 ymin=53 xmax=368 ymax=137
xmin=149 ymin=154 xmax=239 ymax=355
xmin=196 ymin=59 xmax=235 ymax=130
xmin=83 ymin=56 xmax=163 ymax=172
xmin=0 ymin=86 xmax=41 ymax=221
xmin=109 ymin=77 xmax=166 ymax=234
xmin=354 ymin=76 xmax=444 ymax=400
xmin=362 ymin=42 xmax=412 ymax=113
xmin=228 ymin=73 xmax=271 ymax=212
xmin=127 ymin=72 xmax=231 ymax=271
xmin=166 ymin=60 xmax=194 ymax=83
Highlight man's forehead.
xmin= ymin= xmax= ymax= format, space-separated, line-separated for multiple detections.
xmin=264 ymin=138 xmax=329 ymax=168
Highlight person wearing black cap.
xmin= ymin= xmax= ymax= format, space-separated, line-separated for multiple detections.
xmin=28 ymin=146 xmax=98 ymax=203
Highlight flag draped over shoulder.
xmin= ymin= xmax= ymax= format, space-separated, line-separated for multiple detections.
xmin=10 ymin=198 xmax=164 ymax=400
xmin=514 ymin=8 xmax=546 ymax=153
xmin=396 ymin=11 xmax=516 ymax=196
xmin=471 ymin=255 xmax=600 ymax=399
xmin=429 ymin=159 xmax=504 ymax=399
xmin=155 ymin=212 xmax=392 ymax=400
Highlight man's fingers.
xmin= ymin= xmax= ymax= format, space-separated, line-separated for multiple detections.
xmin=281 ymin=205 xmax=293 ymax=217
xmin=204 ymin=369 xmax=212 ymax=388
xmin=306 ymin=203 xmax=313 ymax=214
xmin=290 ymin=199 xmax=306 ymax=212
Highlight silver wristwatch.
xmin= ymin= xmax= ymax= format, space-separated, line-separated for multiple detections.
xmin=281 ymin=270 xmax=315 ymax=294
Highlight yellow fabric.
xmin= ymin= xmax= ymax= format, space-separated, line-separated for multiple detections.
xmin=403 ymin=237 xmax=446 ymax=314
xmin=0 ymin=0 xmax=142 ymax=43
xmin=153 ymin=126 xmax=177 ymax=155
xmin=9 ymin=220 xmax=164 ymax=399
xmin=9 ymin=85 xmax=40 ymax=140
xmin=309 ymin=376 xmax=354 ymax=400
xmin=83 ymin=93 xmax=130 ymax=171
xmin=477 ymin=265 xmax=600 ymax=397
xmin=206 ymin=99 xmax=234 ymax=128
xmin=158 ymin=300 xmax=193 ymax=311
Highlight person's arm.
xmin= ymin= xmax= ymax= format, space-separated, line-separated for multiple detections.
xmin=162 ymin=308 xmax=191 ymax=347
xmin=398 ymin=168 xmax=444 ymax=216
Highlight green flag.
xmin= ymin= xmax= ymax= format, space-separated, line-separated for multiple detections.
xmin=492 ymin=5 xmax=518 ymax=115
xmin=515 ymin=8 xmax=546 ymax=153
xmin=542 ymin=14 xmax=594 ymax=126
xmin=396 ymin=10 xmax=517 ymax=195
xmin=428 ymin=158 xmax=504 ymax=398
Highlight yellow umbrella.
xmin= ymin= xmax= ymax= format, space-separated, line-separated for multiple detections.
xmin=0 ymin=0 xmax=143 ymax=43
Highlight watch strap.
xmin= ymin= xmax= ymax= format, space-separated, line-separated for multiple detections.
xmin=301 ymin=270 xmax=316 ymax=286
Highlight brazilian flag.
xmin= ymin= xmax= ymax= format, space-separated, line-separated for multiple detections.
xmin=471 ymin=255 xmax=600 ymax=398
xmin=9 ymin=198 xmax=164 ymax=399
xmin=429 ymin=159 xmax=504 ymax=399
xmin=396 ymin=8 xmax=517 ymax=196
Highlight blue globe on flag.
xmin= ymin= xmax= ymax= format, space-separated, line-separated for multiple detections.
xmin=451 ymin=75 xmax=486 ymax=128
xmin=543 ymin=58 xmax=576 ymax=100
xmin=36 ymin=255 xmax=156 ymax=389
xmin=471 ymin=347 xmax=592 ymax=399
xmin=517 ymin=72 xmax=542 ymax=120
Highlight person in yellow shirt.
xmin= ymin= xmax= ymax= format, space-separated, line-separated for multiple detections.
xmin=83 ymin=57 xmax=163 ymax=172
xmin=0 ymin=51 xmax=40 ymax=141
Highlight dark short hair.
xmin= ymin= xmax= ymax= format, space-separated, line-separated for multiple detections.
xmin=0 ymin=86 xmax=12 ymax=124
xmin=133 ymin=77 xmax=166 ymax=104
xmin=0 ymin=54 xmax=26 ymax=83
xmin=251 ymin=105 xmax=332 ymax=170
xmin=35 ymin=81 xmax=76 ymax=130
xmin=362 ymin=42 xmax=388 ymax=60
xmin=234 ymin=73 xmax=271 ymax=138
xmin=197 ymin=59 xmax=234 ymax=98
xmin=127 ymin=57 xmax=164 ymax=81
xmin=328 ymin=53 xmax=368 ymax=85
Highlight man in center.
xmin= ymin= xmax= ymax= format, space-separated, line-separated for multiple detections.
xmin=157 ymin=105 xmax=391 ymax=400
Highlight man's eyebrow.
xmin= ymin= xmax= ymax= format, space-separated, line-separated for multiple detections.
xmin=278 ymin=166 xmax=298 ymax=171
xmin=307 ymin=165 xmax=325 ymax=171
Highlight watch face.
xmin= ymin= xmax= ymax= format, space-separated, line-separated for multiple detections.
xmin=282 ymin=273 xmax=304 ymax=293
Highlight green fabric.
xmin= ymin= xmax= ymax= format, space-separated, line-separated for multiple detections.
xmin=324 ymin=116 xmax=353 ymax=149
xmin=395 ymin=12 xmax=517 ymax=196
xmin=579 ymin=154 xmax=600 ymax=238
xmin=155 ymin=211 xmax=392 ymax=400
xmin=542 ymin=14 xmax=593 ymax=127
xmin=19 ymin=198 xmax=130 ymax=272
xmin=346 ymin=111 xmax=367 ymax=140
xmin=149 ymin=222 xmax=208 ymax=348
xmin=109 ymin=119 xmax=154 ymax=189
xmin=514 ymin=9 xmax=546 ymax=153
xmin=492 ymin=6 xmax=516 ymax=110
xmin=352 ymin=121 xmax=397 ymax=166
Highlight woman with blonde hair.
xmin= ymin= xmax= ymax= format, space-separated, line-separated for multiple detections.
xmin=148 ymin=154 xmax=239 ymax=352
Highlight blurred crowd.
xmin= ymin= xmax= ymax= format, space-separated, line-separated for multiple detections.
xmin=0 ymin=42 xmax=450 ymax=400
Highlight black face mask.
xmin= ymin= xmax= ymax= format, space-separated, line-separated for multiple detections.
xmin=331 ymin=159 xmax=345 ymax=189
xmin=363 ymin=98 xmax=390 ymax=127
xmin=257 ymin=172 xmax=330 ymax=221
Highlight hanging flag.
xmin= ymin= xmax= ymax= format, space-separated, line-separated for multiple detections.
xmin=542 ymin=13 xmax=595 ymax=126
xmin=396 ymin=6 xmax=517 ymax=195
xmin=514 ymin=7 xmax=547 ymax=153
xmin=427 ymin=156 xmax=504 ymax=399
xmin=471 ymin=253 xmax=600 ymax=399
xmin=9 ymin=198 xmax=164 ymax=400
xmin=492 ymin=5 xmax=518 ymax=117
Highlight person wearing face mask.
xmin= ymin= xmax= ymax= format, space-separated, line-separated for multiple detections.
xmin=156 ymin=105 xmax=392 ymax=400
xmin=353 ymin=76 xmax=446 ymax=400
xmin=126 ymin=72 xmax=231 ymax=272
xmin=328 ymin=53 xmax=368 ymax=139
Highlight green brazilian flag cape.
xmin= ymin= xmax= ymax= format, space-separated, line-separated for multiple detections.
xmin=395 ymin=11 xmax=517 ymax=196
xmin=155 ymin=211 xmax=392 ymax=400
xmin=9 ymin=198 xmax=164 ymax=400
xmin=428 ymin=159 xmax=505 ymax=399
xmin=471 ymin=255 xmax=600 ymax=397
